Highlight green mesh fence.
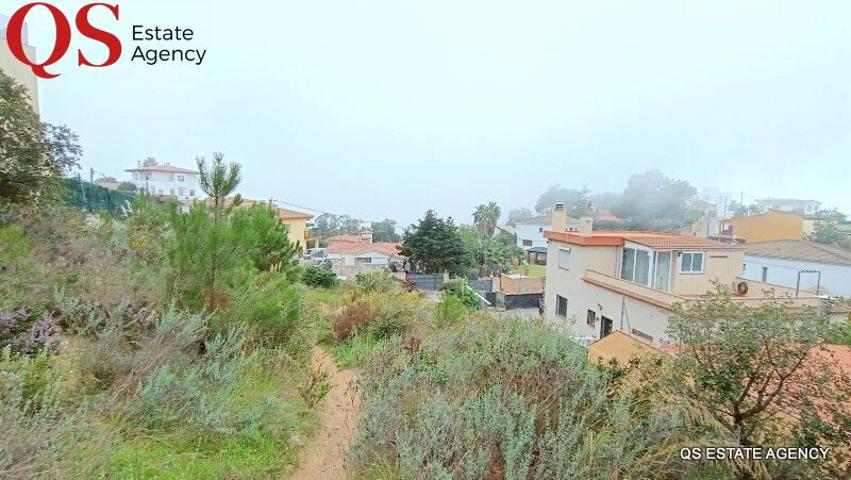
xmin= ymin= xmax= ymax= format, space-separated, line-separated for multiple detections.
xmin=62 ymin=178 xmax=135 ymax=217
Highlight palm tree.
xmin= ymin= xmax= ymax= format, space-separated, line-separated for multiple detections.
xmin=473 ymin=201 xmax=501 ymax=237
xmin=196 ymin=153 xmax=242 ymax=309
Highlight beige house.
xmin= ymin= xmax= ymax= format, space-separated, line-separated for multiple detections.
xmin=1 ymin=15 xmax=39 ymax=112
xmin=543 ymin=211 xmax=828 ymax=345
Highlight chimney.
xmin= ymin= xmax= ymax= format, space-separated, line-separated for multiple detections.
xmin=552 ymin=203 xmax=567 ymax=231
xmin=579 ymin=217 xmax=594 ymax=236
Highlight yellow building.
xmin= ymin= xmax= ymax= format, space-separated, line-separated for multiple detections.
xmin=1 ymin=17 xmax=39 ymax=112
xmin=721 ymin=210 xmax=804 ymax=243
xmin=219 ymin=198 xmax=314 ymax=254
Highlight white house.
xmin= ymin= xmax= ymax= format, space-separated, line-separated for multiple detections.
xmin=516 ymin=208 xmax=580 ymax=251
xmin=126 ymin=164 xmax=200 ymax=202
xmin=755 ymin=198 xmax=821 ymax=216
xmin=742 ymin=240 xmax=851 ymax=297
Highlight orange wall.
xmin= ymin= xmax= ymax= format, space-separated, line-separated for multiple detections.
xmin=723 ymin=211 xmax=803 ymax=243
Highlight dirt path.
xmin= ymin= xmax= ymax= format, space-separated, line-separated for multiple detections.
xmin=289 ymin=347 xmax=361 ymax=480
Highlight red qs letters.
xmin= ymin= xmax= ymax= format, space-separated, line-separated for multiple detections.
xmin=5 ymin=2 xmax=121 ymax=79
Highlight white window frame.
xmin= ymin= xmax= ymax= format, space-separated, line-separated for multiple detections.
xmin=558 ymin=247 xmax=571 ymax=270
xmin=680 ymin=251 xmax=705 ymax=274
xmin=177 ymin=175 xmax=185 ymax=182
xmin=355 ymin=257 xmax=373 ymax=264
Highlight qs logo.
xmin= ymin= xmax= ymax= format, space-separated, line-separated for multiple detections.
xmin=5 ymin=2 xmax=121 ymax=79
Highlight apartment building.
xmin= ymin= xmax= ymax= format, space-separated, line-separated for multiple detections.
xmin=1 ymin=14 xmax=39 ymax=112
xmin=543 ymin=210 xmax=827 ymax=345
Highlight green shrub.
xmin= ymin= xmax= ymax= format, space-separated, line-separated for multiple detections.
xmin=302 ymin=265 xmax=339 ymax=288
xmin=354 ymin=269 xmax=398 ymax=294
xmin=222 ymin=273 xmax=312 ymax=360
xmin=350 ymin=316 xmax=736 ymax=479
xmin=435 ymin=292 xmax=467 ymax=326
xmin=441 ymin=278 xmax=483 ymax=309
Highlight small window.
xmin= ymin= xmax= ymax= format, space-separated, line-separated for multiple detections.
xmin=178 ymin=187 xmax=184 ymax=196
xmin=190 ymin=190 xmax=195 ymax=197
xmin=177 ymin=175 xmax=185 ymax=182
xmin=169 ymin=189 xmax=175 ymax=196
xmin=356 ymin=257 xmax=372 ymax=264
xmin=556 ymin=295 xmax=567 ymax=317
xmin=558 ymin=248 xmax=571 ymax=270
xmin=761 ymin=266 xmax=768 ymax=282
xmin=522 ymin=239 xmax=533 ymax=247
xmin=586 ymin=310 xmax=597 ymax=326
xmin=742 ymin=263 xmax=747 ymax=274
xmin=680 ymin=252 xmax=704 ymax=273
xmin=538 ymin=227 xmax=544 ymax=233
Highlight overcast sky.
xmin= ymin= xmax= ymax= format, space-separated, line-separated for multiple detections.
xmin=12 ymin=0 xmax=851 ymax=226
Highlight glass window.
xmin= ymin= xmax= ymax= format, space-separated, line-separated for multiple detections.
xmin=558 ymin=248 xmax=571 ymax=270
xmin=620 ymin=248 xmax=635 ymax=281
xmin=635 ymin=250 xmax=651 ymax=285
xmin=653 ymin=251 xmax=672 ymax=291
xmin=556 ymin=295 xmax=567 ymax=317
xmin=761 ymin=266 xmax=768 ymax=282
xmin=522 ymin=239 xmax=533 ymax=247
xmin=681 ymin=252 xmax=704 ymax=273
xmin=586 ymin=310 xmax=597 ymax=326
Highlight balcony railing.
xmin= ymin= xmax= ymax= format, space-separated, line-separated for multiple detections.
xmin=583 ymin=270 xmax=825 ymax=312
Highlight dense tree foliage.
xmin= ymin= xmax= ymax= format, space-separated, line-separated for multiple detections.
xmin=460 ymin=225 xmax=522 ymax=277
xmin=0 ymin=70 xmax=81 ymax=206
xmin=370 ymin=218 xmax=400 ymax=242
xmin=669 ymin=289 xmax=850 ymax=477
xmin=611 ymin=169 xmax=699 ymax=228
xmin=314 ymin=213 xmax=365 ymax=243
xmin=506 ymin=206 xmax=533 ymax=226
xmin=399 ymin=210 xmax=466 ymax=275
xmin=809 ymin=220 xmax=850 ymax=249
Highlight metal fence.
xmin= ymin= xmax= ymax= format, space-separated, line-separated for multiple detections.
xmin=62 ymin=178 xmax=135 ymax=217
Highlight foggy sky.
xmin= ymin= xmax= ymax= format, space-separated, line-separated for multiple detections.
xmin=14 ymin=0 xmax=851 ymax=226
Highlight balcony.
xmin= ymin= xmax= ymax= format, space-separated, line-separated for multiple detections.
xmin=583 ymin=270 xmax=826 ymax=312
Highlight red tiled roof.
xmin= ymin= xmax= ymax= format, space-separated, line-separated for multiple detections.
xmin=626 ymin=236 xmax=745 ymax=251
xmin=745 ymin=240 xmax=851 ymax=267
xmin=326 ymin=241 xmax=403 ymax=257
xmin=545 ymin=230 xmax=743 ymax=250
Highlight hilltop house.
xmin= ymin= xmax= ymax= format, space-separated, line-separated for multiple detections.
xmin=755 ymin=198 xmax=821 ymax=215
xmin=325 ymin=232 xmax=404 ymax=278
xmin=543 ymin=210 xmax=829 ymax=345
xmin=742 ymin=240 xmax=851 ymax=297
xmin=126 ymin=163 xmax=200 ymax=202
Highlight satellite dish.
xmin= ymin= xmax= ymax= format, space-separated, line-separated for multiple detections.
xmin=736 ymin=281 xmax=749 ymax=296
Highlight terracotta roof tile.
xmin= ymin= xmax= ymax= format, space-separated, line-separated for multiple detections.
xmin=326 ymin=241 xmax=403 ymax=257
xmin=745 ymin=240 xmax=851 ymax=267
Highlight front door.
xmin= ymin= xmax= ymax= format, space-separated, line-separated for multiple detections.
xmin=600 ymin=316 xmax=613 ymax=338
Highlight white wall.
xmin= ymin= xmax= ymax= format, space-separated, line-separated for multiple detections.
xmin=516 ymin=223 xmax=549 ymax=250
xmin=743 ymin=255 xmax=851 ymax=297
xmin=327 ymin=251 xmax=392 ymax=267
xmin=130 ymin=171 xmax=200 ymax=201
